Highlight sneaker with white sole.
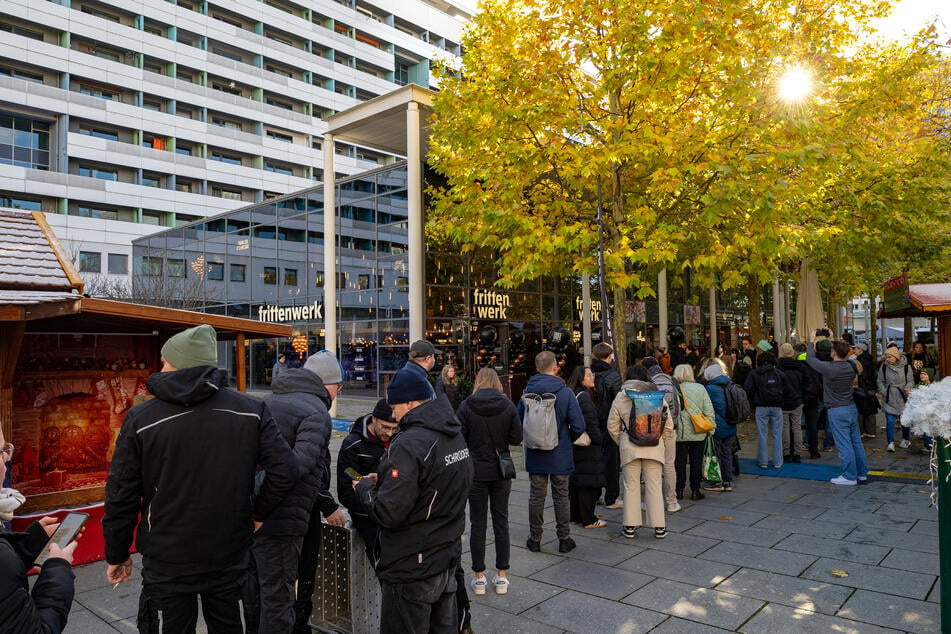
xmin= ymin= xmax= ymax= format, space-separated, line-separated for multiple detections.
xmin=666 ymin=501 xmax=682 ymax=513
xmin=887 ymin=442 xmax=895 ymax=452
xmin=492 ymin=575 xmax=509 ymax=595
xmin=622 ymin=526 xmax=637 ymax=539
xmin=830 ymin=475 xmax=857 ymax=486
xmin=900 ymin=439 xmax=911 ymax=449
xmin=471 ymin=576 xmax=487 ymax=595
xmin=605 ymin=500 xmax=624 ymax=509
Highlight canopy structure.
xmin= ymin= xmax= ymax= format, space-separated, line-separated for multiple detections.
xmin=878 ymin=283 xmax=951 ymax=381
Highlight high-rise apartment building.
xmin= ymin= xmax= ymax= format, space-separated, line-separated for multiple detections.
xmin=0 ymin=0 xmax=471 ymax=284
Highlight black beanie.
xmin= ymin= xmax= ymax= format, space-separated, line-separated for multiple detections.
xmin=387 ymin=365 xmax=434 ymax=405
xmin=641 ymin=356 xmax=659 ymax=369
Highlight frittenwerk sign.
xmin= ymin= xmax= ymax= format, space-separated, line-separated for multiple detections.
xmin=257 ymin=300 xmax=323 ymax=323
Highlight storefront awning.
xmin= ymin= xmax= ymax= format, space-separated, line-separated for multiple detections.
xmin=324 ymin=83 xmax=434 ymax=156
xmin=878 ymin=283 xmax=951 ymax=318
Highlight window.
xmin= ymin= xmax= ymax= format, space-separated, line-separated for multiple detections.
xmin=265 ymin=129 xmax=293 ymax=143
xmin=81 ymin=6 xmax=121 ymax=22
xmin=212 ymin=82 xmax=241 ymax=96
xmin=0 ymin=195 xmax=41 ymax=211
xmin=176 ymin=69 xmax=194 ymax=82
xmin=212 ymin=47 xmax=243 ymax=62
xmin=142 ymin=173 xmax=162 ymax=187
xmin=142 ymin=97 xmax=164 ymax=111
xmin=175 ymin=143 xmax=193 ymax=156
xmin=230 ymin=263 xmax=246 ymax=282
xmin=213 ymin=187 xmax=242 ymax=200
xmin=141 ymin=256 xmax=163 ymax=276
xmin=78 ymin=251 xmax=101 ymax=272
xmin=142 ymin=134 xmax=166 ymax=150
xmin=263 ymin=266 xmax=277 ymax=284
xmin=264 ymin=161 xmax=293 ymax=175
xmin=211 ymin=116 xmax=242 ymax=130
xmin=143 ymin=59 xmax=165 ymax=74
xmin=0 ymin=112 xmax=50 ymax=170
xmin=0 ymin=21 xmax=44 ymax=41
xmin=176 ymin=106 xmax=196 ymax=120
xmin=168 ymin=258 xmax=185 ymax=277
xmin=78 ymin=124 xmax=118 ymax=141
xmin=265 ymin=97 xmax=293 ymax=110
xmin=283 ymin=268 xmax=298 ymax=286
xmin=265 ymin=64 xmax=293 ymax=78
xmin=107 ymin=253 xmax=127 ymax=274
xmin=79 ymin=83 xmax=119 ymax=100
xmin=211 ymin=151 xmax=242 ymax=166
xmin=141 ymin=210 xmax=164 ymax=225
xmin=0 ymin=65 xmax=44 ymax=83
xmin=176 ymin=213 xmax=199 ymax=225
xmin=78 ymin=205 xmax=118 ymax=220
xmin=207 ymin=262 xmax=224 ymax=280
xmin=78 ymin=165 xmax=118 ymax=181
xmin=176 ymin=180 xmax=193 ymax=193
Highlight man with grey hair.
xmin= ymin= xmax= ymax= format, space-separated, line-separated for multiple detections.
xmin=518 ymin=351 xmax=586 ymax=554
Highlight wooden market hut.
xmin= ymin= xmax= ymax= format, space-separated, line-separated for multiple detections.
xmin=878 ymin=283 xmax=951 ymax=378
xmin=0 ymin=209 xmax=291 ymax=516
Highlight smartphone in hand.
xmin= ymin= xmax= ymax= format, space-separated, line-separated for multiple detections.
xmin=344 ymin=467 xmax=363 ymax=481
xmin=34 ymin=512 xmax=88 ymax=566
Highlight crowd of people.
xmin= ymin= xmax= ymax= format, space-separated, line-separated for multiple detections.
xmin=0 ymin=324 xmax=940 ymax=634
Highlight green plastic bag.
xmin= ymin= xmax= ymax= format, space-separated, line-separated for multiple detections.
xmin=703 ymin=436 xmax=722 ymax=483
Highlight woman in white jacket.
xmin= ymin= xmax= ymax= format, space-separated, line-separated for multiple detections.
xmin=607 ymin=365 xmax=670 ymax=540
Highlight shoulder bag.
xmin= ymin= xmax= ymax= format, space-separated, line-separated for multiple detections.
xmin=481 ymin=411 xmax=516 ymax=479
xmin=681 ymin=386 xmax=715 ymax=434
xmin=572 ymin=391 xmax=592 ymax=447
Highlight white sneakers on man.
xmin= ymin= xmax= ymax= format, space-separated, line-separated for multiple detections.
xmin=830 ymin=476 xmax=857 ymax=486
xmin=887 ymin=442 xmax=895 ymax=452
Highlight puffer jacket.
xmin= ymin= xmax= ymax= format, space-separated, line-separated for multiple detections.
xmin=354 ymin=396 xmax=473 ymax=584
xmin=777 ymin=357 xmax=807 ymax=410
xmin=878 ymin=357 xmax=915 ymax=416
xmin=705 ymin=375 xmax=734 ymax=439
xmin=336 ymin=414 xmax=388 ymax=521
xmin=0 ymin=522 xmax=74 ymax=633
xmin=570 ymin=389 xmax=604 ymax=489
xmin=259 ymin=368 xmax=335 ymax=537
xmin=457 ymin=388 xmax=522 ymax=482
xmin=677 ymin=381 xmax=715 ymax=442
xmin=103 ymin=366 xmax=297 ymax=585
xmin=517 ymin=373 xmax=585 ymax=474
xmin=607 ymin=379 xmax=668 ymax=466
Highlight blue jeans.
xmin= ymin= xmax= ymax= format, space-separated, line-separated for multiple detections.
xmin=755 ymin=406 xmax=784 ymax=467
xmin=827 ymin=403 xmax=867 ymax=481
xmin=885 ymin=412 xmax=910 ymax=444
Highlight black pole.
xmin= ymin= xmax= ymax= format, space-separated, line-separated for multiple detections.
xmin=597 ymin=176 xmax=613 ymax=350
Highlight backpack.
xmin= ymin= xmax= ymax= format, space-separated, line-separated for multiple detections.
xmin=520 ymin=392 xmax=559 ymax=450
xmin=724 ymin=382 xmax=751 ymax=425
xmin=623 ymin=389 xmax=667 ymax=447
xmin=755 ymin=366 xmax=784 ymax=406
xmin=650 ymin=372 xmax=682 ymax=420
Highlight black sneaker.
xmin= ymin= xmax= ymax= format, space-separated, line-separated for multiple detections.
xmin=622 ymin=526 xmax=637 ymax=539
xmin=525 ymin=538 xmax=541 ymax=552
xmin=558 ymin=537 xmax=576 ymax=553
xmin=654 ymin=527 xmax=667 ymax=539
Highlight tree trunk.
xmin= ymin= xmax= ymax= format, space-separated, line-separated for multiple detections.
xmin=870 ymin=296 xmax=879 ymax=358
xmin=747 ymin=276 xmax=762 ymax=342
xmin=613 ymin=285 xmax=627 ymax=374
xmin=904 ymin=317 xmax=914 ymax=351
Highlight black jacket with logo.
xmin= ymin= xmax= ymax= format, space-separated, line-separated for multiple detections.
xmin=259 ymin=368 xmax=335 ymax=537
xmin=355 ymin=395 xmax=473 ymax=583
xmin=103 ymin=366 xmax=297 ymax=585
xmin=0 ymin=522 xmax=74 ymax=633
xmin=336 ymin=414 xmax=388 ymax=520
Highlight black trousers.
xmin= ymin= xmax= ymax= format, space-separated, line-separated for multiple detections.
xmin=138 ymin=575 xmax=245 ymax=634
xmin=568 ymin=481 xmax=600 ymax=526
xmin=675 ymin=440 xmax=704 ymax=491
xmin=250 ymin=534 xmax=302 ymax=634
xmin=468 ymin=479 xmax=512 ymax=572
xmin=293 ymin=507 xmax=322 ymax=634
xmin=602 ymin=436 xmax=621 ymax=504
xmin=380 ymin=568 xmax=458 ymax=634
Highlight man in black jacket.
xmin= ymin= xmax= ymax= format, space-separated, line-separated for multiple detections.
xmin=336 ymin=398 xmax=398 ymax=563
xmin=103 ymin=325 xmax=297 ymax=633
xmin=355 ymin=363 xmax=473 ymax=634
xmin=291 ymin=351 xmax=348 ymax=634
xmin=252 ymin=352 xmax=339 ymax=633
xmin=590 ymin=342 xmax=622 ymax=508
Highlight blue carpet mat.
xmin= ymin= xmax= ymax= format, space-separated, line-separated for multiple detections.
xmin=738 ymin=457 xmax=840 ymax=482
xmin=332 ymin=417 xmax=354 ymax=432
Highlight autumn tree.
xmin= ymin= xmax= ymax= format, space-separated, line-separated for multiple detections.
xmin=429 ymin=0 xmax=951 ymax=366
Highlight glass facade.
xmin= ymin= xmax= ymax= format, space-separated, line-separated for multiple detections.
xmin=0 ymin=110 xmax=50 ymax=170
xmin=134 ymin=161 xmax=747 ymax=397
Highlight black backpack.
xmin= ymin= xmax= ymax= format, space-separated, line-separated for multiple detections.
xmin=755 ymin=365 xmax=784 ymax=406
xmin=724 ymin=382 xmax=752 ymax=424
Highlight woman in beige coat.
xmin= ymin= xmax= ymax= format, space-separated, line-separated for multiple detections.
xmin=607 ymin=365 xmax=670 ymax=539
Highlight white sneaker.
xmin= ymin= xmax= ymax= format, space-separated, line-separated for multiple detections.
xmin=492 ymin=575 xmax=509 ymax=595
xmin=900 ymin=439 xmax=911 ymax=449
xmin=605 ymin=500 xmax=624 ymax=509
xmin=830 ymin=476 xmax=857 ymax=486
xmin=471 ymin=576 xmax=487 ymax=595
xmin=666 ymin=502 xmax=682 ymax=513
xmin=887 ymin=442 xmax=895 ymax=452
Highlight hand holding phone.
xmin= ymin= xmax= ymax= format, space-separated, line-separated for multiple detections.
xmin=34 ymin=512 xmax=88 ymax=566
xmin=344 ymin=467 xmax=363 ymax=481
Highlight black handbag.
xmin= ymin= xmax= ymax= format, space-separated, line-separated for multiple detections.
xmin=853 ymin=387 xmax=880 ymax=416
xmin=497 ymin=452 xmax=517 ymax=479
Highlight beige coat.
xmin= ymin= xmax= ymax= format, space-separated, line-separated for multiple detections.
xmin=608 ymin=379 xmax=672 ymax=466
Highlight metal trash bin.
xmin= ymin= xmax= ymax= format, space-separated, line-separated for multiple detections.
xmin=310 ymin=524 xmax=381 ymax=633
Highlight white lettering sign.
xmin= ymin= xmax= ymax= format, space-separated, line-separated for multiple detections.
xmin=257 ymin=300 xmax=324 ymax=323
xmin=575 ymin=297 xmax=602 ymax=322
xmin=472 ymin=289 xmax=510 ymax=320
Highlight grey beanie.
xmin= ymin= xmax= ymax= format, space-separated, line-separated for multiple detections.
xmin=161 ymin=325 xmax=218 ymax=369
xmin=304 ymin=350 xmax=343 ymax=384
xmin=703 ymin=364 xmax=724 ymax=381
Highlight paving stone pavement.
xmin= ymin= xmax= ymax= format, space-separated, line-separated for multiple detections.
xmin=60 ymin=399 xmax=941 ymax=632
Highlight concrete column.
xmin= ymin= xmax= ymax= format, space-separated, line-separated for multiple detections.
xmin=709 ymin=283 xmax=717 ymax=354
xmin=658 ymin=268 xmax=668 ymax=351
xmin=772 ymin=276 xmax=782 ymax=343
xmin=407 ymin=101 xmax=424 ymax=343
xmin=322 ymin=134 xmax=337 ymax=358
xmin=582 ymin=273 xmax=592 ymax=366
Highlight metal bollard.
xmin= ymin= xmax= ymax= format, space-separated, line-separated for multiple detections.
xmin=311 ymin=524 xmax=382 ymax=634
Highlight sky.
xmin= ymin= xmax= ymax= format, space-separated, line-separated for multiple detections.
xmin=868 ymin=0 xmax=949 ymax=43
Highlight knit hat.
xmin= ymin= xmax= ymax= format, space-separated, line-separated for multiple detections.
xmin=703 ymin=364 xmax=724 ymax=381
xmin=387 ymin=364 xmax=434 ymax=404
xmin=756 ymin=339 xmax=772 ymax=352
xmin=304 ymin=350 xmax=343 ymax=384
xmin=921 ymin=367 xmax=936 ymax=382
xmin=885 ymin=345 xmax=902 ymax=361
xmin=816 ymin=339 xmax=833 ymax=352
xmin=372 ymin=398 xmax=397 ymax=423
xmin=641 ymin=356 xmax=659 ymax=369
xmin=161 ymin=325 xmax=218 ymax=369
xmin=778 ymin=343 xmax=795 ymax=359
